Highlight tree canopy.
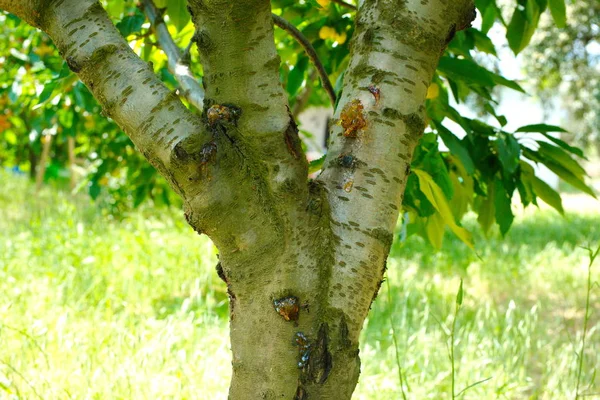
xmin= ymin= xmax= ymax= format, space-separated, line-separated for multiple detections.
xmin=0 ymin=0 xmax=594 ymax=246
xmin=523 ymin=0 xmax=600 ymax=151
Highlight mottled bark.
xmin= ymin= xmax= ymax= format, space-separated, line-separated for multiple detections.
xmin=142 ymin=0 xmax=205 ymax=111
xmin=1 ymin=0 xmax=475 ymax=398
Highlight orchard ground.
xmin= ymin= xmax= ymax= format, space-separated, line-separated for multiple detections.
xmin=0 ymin=171 xmax=598 ymax=399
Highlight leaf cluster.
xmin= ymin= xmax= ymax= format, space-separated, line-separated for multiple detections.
xmin=0 ymin=0 xmax=593 ymax=243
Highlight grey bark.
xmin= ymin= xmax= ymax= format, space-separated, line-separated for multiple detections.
xmin=0 ymin=0 xmax=475 ymax=398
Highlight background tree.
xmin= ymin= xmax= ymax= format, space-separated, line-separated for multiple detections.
xmin=0 ymin=0 xmax=594 ymax=398
xmin=522 ymin=0 xmax=600 ymax=152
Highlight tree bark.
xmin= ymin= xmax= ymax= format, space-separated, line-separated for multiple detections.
xmin=35 ymin=133 xmax=52 ymax=191
xmin=0 ymin=0 xmax=475 ymax=398
xmin=67 ymin=135 xmax=76 ymax=191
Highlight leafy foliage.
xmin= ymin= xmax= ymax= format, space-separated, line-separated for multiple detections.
xmin=0 ymin=0 xmax=594 ymax=246
xmin=522 ymin=0 xmax=600 ymax=151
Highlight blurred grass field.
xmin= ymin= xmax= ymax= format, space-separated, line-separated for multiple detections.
xmin=0 ymin=172 xmax=599 ymax=399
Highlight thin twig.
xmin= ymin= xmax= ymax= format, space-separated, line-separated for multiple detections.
xmin=456 ymin=377 xmax=492 ymax=398
xmin=272 ymin=14 xmax=337 ymax=109
xmin=451 ymin=279 xmax=464 ymax=400
xmin=450 ymin=298 xmax=459 ymax=399
xmin=575 ymin=244 xmax=600 ymax=400
xmin=0 ymin=360 xmax=44 ymax=400
xmin=386 ymin=279 xmax=409 ymax=400
xmin=579 ymin=392 xmax=600 ymax=397
xmin=141 ymin=0 xmax=204 ymax=111
xmin=331 ymin=0 xmax=358 ymax=10
xmin=0 ymin=324 xmax=50 ymax=368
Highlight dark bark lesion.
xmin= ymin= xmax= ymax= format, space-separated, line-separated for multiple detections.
xmin=283 ymin=112 xmax=303 ymax=161
xmin=216 ymin=261 xmax=237 ymax=320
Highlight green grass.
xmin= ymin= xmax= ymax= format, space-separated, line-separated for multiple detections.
xmin=1 ymin=172 xmax=599 ymax=399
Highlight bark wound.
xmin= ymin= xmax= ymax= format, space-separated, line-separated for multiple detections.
xmin=339 ymin=315 xmax=352 ymax=349
xmin=216 ymin=262 xmax=237 ymax=320
xmin=306 ymin=180 xmax=326 ymax=217
xmin=66 ymin=56 xmax=81 ymax=73
xmin=367 ymin=84 xmax=380 ymax=103
xmin=273 ymin=296 xmax=300 ymax=322
xmin=294 ymin=385 xmax=307 ymax=400
xmin=370 ymin=259 xmax=388 ymax=306
xmin=299 ymin=324 xmax=332 ymax=384
xmin=284 ymin=115 xmax=303 ymax=160
xmin=174 ymin=137 xmax=218 ymax=181
xmin=443 ymin=24 xmax=457 ymax=50
xmin=458 ymin=5 xmax=477 ymax=32
xmin=184 ymin=208 xmax=204 ymax=235
xmin=340 ymin=99 xmax=366 ymax=138
xmin=203 ymin=100 xmax=242 ymax=134
xmin=333 ymin=153 xmax=366 ymax=170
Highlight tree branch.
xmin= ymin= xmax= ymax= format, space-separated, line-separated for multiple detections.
xmin=14 ymin=0 xmax=211 ymax=199
xmin=317 ymin=0 xmax=476 ymax=338
xmin=188 ymin=0 xmax=290 ymax=134
xmin=272 ymin=14 xmax=337 ymax=108
xmin=332 ymin=0 xmax=357 ymax=11
xmin=188 ymin=0 xmax=308 ymax=193
xmin=141 ymin=0 xmax=204 ymax=112
xmin=0 ymin=0 xmax=273 ymax=245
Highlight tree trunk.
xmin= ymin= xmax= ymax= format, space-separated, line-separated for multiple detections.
xmin=67 ymin=135 xmax=76 ymax=191
xmin=0 ymin=0 xmax=475 ymax=398
xmin=35 ymin=133 xmax=52 ymax=191
xmin=28 ymin=143 xmax=37 ymax=180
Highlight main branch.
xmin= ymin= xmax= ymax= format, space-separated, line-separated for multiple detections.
xmin=318 ymin=0 xmax=476 ymax=339
xmin=0 ymin=0 xmax=290 ymax=253
xmin=188 ymin=0 xmax=308 ymax=197
xmin=141 ymin=0 xmax=205 ymax=111
xmin=1 ymin=0 xmax=209 ymax=198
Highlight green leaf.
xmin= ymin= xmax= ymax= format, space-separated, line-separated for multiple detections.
xmin=548 ymin=0 xmax=566 ymax=28
xmin=496 ymin=133 xmax=521 ymax=175
xmin=38 ymin=80 xmax=58 ymax=104
xmin=477 ymin=186 xmax=495 ymax=235
xmin=89 ymin=181 xmax=101 ymax=200
xmin=436 ymin=124 xmax=475 ymax=175
xmin=308 ymin=154 xmax=326 ymax=174
xmin=134 ymin=185 xmax=149 ymax=208
xmin=167 ymin=0 xmax=191 ymax=32
xmin=539 ymin=134 xmax=585 ymax=159
xmin=456 ymin=279 xmax=464 ymax=306
xmin=536 ymin=141 xmax=587 ymax=178
xmin=438 ymin=57 xmax=525 ymax=93
xmin=106 ymin=1 xmax=125 ymax=19
xmin=116 ymin=11 xmax=145 ymax=37
xmin=287 ymin=56 xmax=308 ymax=97
xmin=471 ymin=29 xmax=497 ymax=55
xmin=414 ymin=169 xmax=474 ymax=249
xmin=532 ymin=176 xmax=564 ymax=214
xmin=438 ymin=57 xmax=494 ymax=87
xmin=517 ymin=161 xmax=537 ymax=205
xmin=490 ymin=72 xmax=526 ymax=93
xmin=425 ymin=212 xmax=445 ymax=250
xmin=494 ymin=177 xmax=514 ymax=236
xmin=515 ymin=123 xmax=567 ymax=133
xmin=523 ymin=148 xmax=596 ymax=198
xmin=449 ymin=157 xmax=474 ymax=220
xmin=506 ymin=0 xmax=541 ymax=54
xmin=515 ymin=124 xmax=584 ymax=158
xmin=481 ymin=5 xmax=497 ymax=34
